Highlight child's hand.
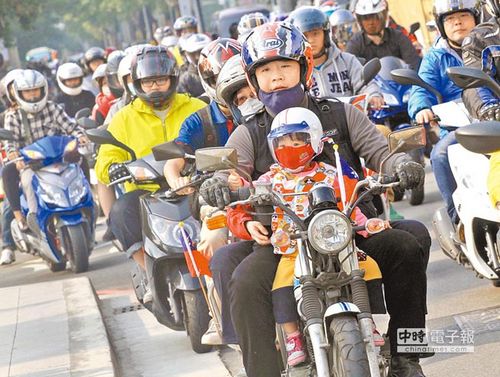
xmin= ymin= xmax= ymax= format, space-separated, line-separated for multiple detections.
xmin=245 ymin=221 xmax=270 ymax=245
xmin=228 ymin=169 xmax=243 ymax=190
xmin=171 ymin=176 xmax=194 ymax=195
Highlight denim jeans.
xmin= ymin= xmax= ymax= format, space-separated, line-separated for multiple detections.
xmin=430 ymin=131 xmax=458 ymax=221
xmin=2 ymin=199 xmax=14 ymax=249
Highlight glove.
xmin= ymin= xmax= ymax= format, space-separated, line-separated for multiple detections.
xmin=395 ymin=161 xmax=425 ymax=190
xmin=479 ymin=103 xmax=500 ymax=121
xmin=108 ymin=163 xmax=129 ymax=183
xmin=199 ymin=177 xmax=231 ymax=210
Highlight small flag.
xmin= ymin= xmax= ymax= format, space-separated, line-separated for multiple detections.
xmin=178 ymin=222 xmax=212 ymax=278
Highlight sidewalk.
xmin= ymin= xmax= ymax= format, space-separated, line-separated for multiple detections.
xmin=0 ymin=277 xmax=115 ymax=377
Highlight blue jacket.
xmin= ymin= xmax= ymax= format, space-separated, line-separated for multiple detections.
xmin=408 ymin=37 xmax=463 ymax=121
xmin=175 ymin=100 xmax=232 ymax=152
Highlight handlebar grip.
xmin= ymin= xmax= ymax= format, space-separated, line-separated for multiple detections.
xmin=229 ymin=187 xmax=250 ymax=202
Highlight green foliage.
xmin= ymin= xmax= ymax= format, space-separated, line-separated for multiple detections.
xmin=0 ymin=0 xmax=42 ymax=45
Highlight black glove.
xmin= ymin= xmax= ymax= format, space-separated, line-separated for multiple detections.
xmin=479 ymin=103 xmax=500 ymax=121
xmin=199 ymin=177 xmax=231 ymax=210
xmin=394 ymin=161 xmax=425 ymax=190
xmin=108 ymin=163 xmax=129 ymax=183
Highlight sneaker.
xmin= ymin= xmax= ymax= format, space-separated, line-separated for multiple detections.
xmin=285 ymin=331 xmax=307 ymax=367
xmin=143 ymin=286 xmax=153 ymax=304
xmin=102 ymin=225 xmax=115 ymax=242
xmin=389 ymin=355 xmax=426 ymax=377
xmin=201 ymin=319 xmax=224 ymax=345
xmin=0 ymin=247 xmax=15 ymax=265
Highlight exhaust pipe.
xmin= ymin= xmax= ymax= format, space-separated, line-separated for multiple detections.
xmin=432 ymin=207 xmax=461 ymax=260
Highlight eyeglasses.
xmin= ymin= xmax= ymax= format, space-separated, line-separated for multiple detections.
xmin=443 ymin=12 xmax=474 ymax=25
xmin=141 ymin=77 xmax=170 ymax=88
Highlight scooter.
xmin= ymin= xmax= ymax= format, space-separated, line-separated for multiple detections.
xmin=392 ymin=66 xmax=500 ymax=286
xmin=0 ymin=131 xmax=95 ymax=272
xmin=87 ymin=129 xmax=212 ymax=353
xmin=370 ymin=56 xmax=426 ymax=205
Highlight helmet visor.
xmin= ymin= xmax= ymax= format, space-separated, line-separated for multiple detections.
xmin=19 ymin=87 xmax=45 ymax=103
xmin=134 ymin=51 xmax=178 ymax=81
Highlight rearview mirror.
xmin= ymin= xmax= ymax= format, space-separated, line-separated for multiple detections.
xmin=391 ymin=68 xmax=443 ymax=103
xmin=447 ymin=67 xmax=500 ymax=97
xmin=455 ymin=121 xmax=500 ymax=154
xmin=86 ymin=128 xmax=137 ymax=160
xmin=388 ymin=126 xmax=426 ymax=154
xmin=361 ymin=58 xmax=381 ymax=87
xmin=195 ymin=147 xmax=238 ymax=172
xmin=0 ymin=129 xmax=17 ymax=141
xmin=75 ymin=108 xmax=91 ymax=120
xmin=152 ymin=141 xmax=186 ymax=161
xmin=77 ymin=117 xmax=97 ymax=130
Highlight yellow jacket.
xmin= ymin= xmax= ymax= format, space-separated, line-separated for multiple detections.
xmin=95 ymin=94 xmax=206 ymax=192
xmin=488 ymin=151 xmax=500 ymax=207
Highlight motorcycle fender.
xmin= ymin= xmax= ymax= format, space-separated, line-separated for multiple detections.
xmin=56 ymin=213 xmax=85 ymax=227
xmin=323 ymin=302 xmax=360 ymax=339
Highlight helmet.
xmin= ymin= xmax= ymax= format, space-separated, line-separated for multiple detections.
xmin=160 ymin=35 xmax=179 ymax=48
xmin=433 ymin=0 xmax=480 ymax=39
xmin=13 ymin=69 xmax=48 ymax=114
xmin=106 ymin=50 xmax=126 ymax=98
xmin=216 ymin=55 xmax=263 ymax=123
xmin=329 ymin=9 xmax=358 ymax=49
xmin=181 ymin=33 xmax=212 ymax=64
xmin=237 ymin=12 xmax=270 ymax=42
xmin=1 ymin=69 xmax=24 ymax=104
xmin=268 ymin=107 xmax=323 ymax=173
xmin=84 ymin=47 xmax=106 ymax=71
xmin=354 ymin=0 xmax=387 ymax=16
xmin=92 ymin=63 xmax=107 ymax=85
xmin=118 ymin=54 xmax=135 ymax=96
xmin=198 ymin=38 xmax=242 ymax=103
xmin=131 ymin=45 xmax=179 ymax=109
xmin=485 ymin=0 xmax=500 ymax=18
xmin=56 ymin=63 xmax=84 ymax=96
xmin=174 ymin=16 xmax=198 ymax=35
xmin=154 ymin=26 xmax=173 ymax=42
xmin=288 ymin=6 xmax=331 ymax=49
xmin=241 ymin=22 xmax=314 ymax=92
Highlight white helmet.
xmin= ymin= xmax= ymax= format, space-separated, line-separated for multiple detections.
xmin=354 ymin=0 xmax=387 ymax=15
xmin=56 ymin=62 xmax=84 ymax=96
xmin=160 ymin=35 xmax=179 ymax=48
xmin=117 ymin=53 xmax=135 ymax=96
xmin=0 ymin=69 xmax=24 ymax=103
xmin=92 ymin=63 xmax=107 ymax=83
xmin=13 ymin=69 xmax=48 ymax=114
xmin=181 ymin=33 xmax=212 ymax=54
xmin=268 ymin=107 xmax=323 ymax=173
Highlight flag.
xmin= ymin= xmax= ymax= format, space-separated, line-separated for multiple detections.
xmin=178 ymin=222 xmax=212 ymax=278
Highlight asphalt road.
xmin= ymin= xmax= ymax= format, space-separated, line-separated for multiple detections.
xmin=1 ymin=165 xmax=499 ymax=377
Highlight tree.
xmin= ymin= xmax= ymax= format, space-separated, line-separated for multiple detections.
xmin=0 ymin=0 xmax=42 ymax=45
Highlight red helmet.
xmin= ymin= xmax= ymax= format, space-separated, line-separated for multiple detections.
xmin=241 ymin=22 xmax=314 ymax=93
xmin=198 ymin=38 xmax=242 ymax=103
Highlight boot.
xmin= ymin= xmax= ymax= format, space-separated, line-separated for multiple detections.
xmin=389 ymin=355 xmax=426 ymax=377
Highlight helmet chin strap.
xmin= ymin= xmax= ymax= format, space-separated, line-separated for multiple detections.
xmin=313 ymin=47 xmax=327 ymax=60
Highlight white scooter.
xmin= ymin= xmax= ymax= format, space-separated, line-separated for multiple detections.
xmin=392 ymin=67 xmax=500 ymax=286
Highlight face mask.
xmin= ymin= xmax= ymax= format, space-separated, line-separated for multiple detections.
xmin=274 ymin=144 xmax=315 ymax=172
xmin=258 ymin=83 xmax=305 ymax=116
xmin=238 ymin=97 xmax=264 ymax=118
xmin=127 ymin=83 xmax=136 ymax=96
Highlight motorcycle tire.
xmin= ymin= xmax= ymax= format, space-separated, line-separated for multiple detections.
xmin=329 ymin=314 xmax=370 ymax=377
xmin=492 ymin=279 xmax=500 ymax=288
xmin=61 ymin=224 xmax=90 ymax=273
xmin=49 ymin=261 xmax=67 ymax=272
xmin=409 ymin=185 xmax=425 ymax=206
xmin=182 ymin=290 xmax=212 ymax=354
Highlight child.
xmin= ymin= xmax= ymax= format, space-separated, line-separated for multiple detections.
xmin=226 ymin=107 xmax=384 ymax=367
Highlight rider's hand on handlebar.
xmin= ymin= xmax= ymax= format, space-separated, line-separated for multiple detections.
xmin=416 ymin=108 xmax=439 ymax=127
xmin=200 ymin=177 xmax=231 ymax=210
xmin=78 ymin=135 xmax=90 ymax=145
xmin=368 ymin=95 xmax=384 ymax=111
xmin=171 ymin=176 xmax=195 ymax=195
xmin=245 ymin=221 xmax=271 ymax=245
xmin=479 ymin=103 xmax=500 ymax=121
xmin=395 ymin=161 xmax=425 ymax=190
xmin=8 ymin=151 xmax=24 ymax=170
xmin=228 ymin=170 xmax=243 ymax=190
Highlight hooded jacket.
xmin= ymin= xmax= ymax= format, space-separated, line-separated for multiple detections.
xmin=95 ymin=93 xmax=206 ymax=192
xmin=310 ymin=45 xmax=381 ymax=99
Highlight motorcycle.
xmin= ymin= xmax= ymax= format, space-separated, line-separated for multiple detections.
xmin=0 ymin=131 xmax=95 ymax=272
xmin=87 ymin=128 xmax=212 ymax=353
xmin=167 ymin=127 xmax=426 ymax=376
xmin=369 ymin=56 xmax=426 ymax=206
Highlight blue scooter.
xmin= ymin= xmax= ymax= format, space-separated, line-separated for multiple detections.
xmin=369 ymin=56 xmax=425 ymax=206
xmin=0 ymin=131 xmax=95 ymax=272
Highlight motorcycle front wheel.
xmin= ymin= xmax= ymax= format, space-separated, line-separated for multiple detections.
xmin=330 ymin=314 xmax=370 ymax=377
xmin=61 ymin=224 xmax=90 ymax=273
xmin=182 ymin=289 xmax=212 ymax=354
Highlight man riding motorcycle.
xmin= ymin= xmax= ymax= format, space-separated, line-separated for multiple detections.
xmin=55 ymin=62 xmax=96 ymax=118
xmin=408 ymin=0 xmax=479 ymax=224
xmin=177 ymin=33 xmax=212 ymax=98
xmin=201 ymin=22 xmax=430 ymax=377
xmin=82 ymin=46 xmax=106 ymax=96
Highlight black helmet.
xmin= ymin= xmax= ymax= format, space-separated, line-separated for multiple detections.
xmin=131 ymin=46 xmax=179 ymax=109
xmin=288 ymin=6 xmax=331 ymax=49
xmin=433 ymin=0 xmax=480 ymax=40
xmin=84 ymin=47 xmax=106 ymax=71
xmin=105 ymin=50 xmax=126 ymax=98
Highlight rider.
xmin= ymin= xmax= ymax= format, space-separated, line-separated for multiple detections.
xmin=94 ymin=46 xmax=206 ymax=299
xmin=408 ymin=0 xmax=479 ymax=224
xmin=177 ymin=33 xmax=212 ymax=98
xmin=2 ymin=70 xmax=88 ymax=234
xmin=236 ymin=12 xmax=269 ymax=43
xmin=329 ymin=8 xmax=360 ymax=51
xmin=203 ymin=22 xmax=429 ymax=377
xmin=91 ymin=64 xmax=115 ymax=127
xmin=82 ymin=47 xmax=106 ymax=96
xmin=55 ymin=62 xmax=96 ymax=118
xmin=288 ymin=6 xmax=383 ymax=107
xmin=347 ymin=0 xmax=421 ymax=70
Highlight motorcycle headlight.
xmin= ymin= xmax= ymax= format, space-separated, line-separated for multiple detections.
xmin=68 ymin=173 xmax=87 ymax=205
xmin=128 ymin=166 xmax=157 ymax=181
xmin=24 ymin=149 xmax=44 ymax=160
xmin=38 ymin=182 xmax=67 ymax=207
xmin=307 ymin=209 xmax=352 ymax=255
xmin=382 ymin=93 xmax=399 ymax=107
xmin=64 ymin=139 xmax=78 ymax=154
xmin=148 ymin=214 xmax=200 ymax=250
